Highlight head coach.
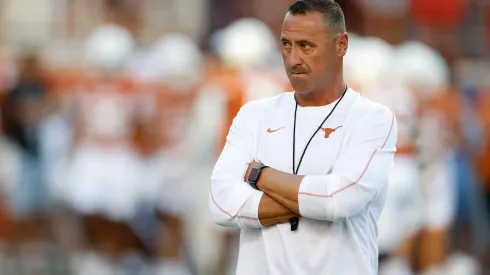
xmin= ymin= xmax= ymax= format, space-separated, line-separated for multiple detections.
xmin=209 ymin=1 xmax=398 ymax=274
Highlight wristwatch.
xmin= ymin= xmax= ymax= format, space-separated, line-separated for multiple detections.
xmin=247 ymin=165 xmax=269 ymax=191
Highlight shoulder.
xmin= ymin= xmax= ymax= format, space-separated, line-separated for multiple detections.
xmin=346 ymin=90 xmax=398 ymax=147
xmin=350 ymin=89 xmax=395 ymax=122
xmin=344 ymin=89 xmax=396 ymax=139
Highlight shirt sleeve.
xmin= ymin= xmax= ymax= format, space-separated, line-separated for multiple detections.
xmin=209 ymin=102 xmax=264 ymax=228
xmin=298 ymin=107 xmax=397 ymax=221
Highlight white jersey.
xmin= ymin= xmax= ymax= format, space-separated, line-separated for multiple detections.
xmin=210 ymin=89 xmax=397 ymax=275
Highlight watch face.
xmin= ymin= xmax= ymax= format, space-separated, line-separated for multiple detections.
xmin=248 ymin=168 xmax=259 ymax=182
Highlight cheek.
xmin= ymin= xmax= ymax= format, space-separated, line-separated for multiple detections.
xmin=311 ymin=57 xmax=335 ymax=81
xmin=319 ymin=52 xmax=337 ymax=68
xmin=281 ymin=52 xmax=288 ymax=65
xmin=311 ymin=56 xmax=328 ymax=73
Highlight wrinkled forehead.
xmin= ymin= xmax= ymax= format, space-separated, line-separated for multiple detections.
xmin=281 ymin=12 xmax=330 ymax=40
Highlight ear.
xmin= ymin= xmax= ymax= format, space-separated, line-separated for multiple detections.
xmin=336 ymin=32 xmax=348 ymax=57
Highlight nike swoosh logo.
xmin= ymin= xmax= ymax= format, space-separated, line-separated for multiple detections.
xmin=267 ymin=127 xmax=285 ymax=133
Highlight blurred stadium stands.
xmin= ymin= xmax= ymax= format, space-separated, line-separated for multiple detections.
xmin=0 ymin=0 xmax=489 ymax=274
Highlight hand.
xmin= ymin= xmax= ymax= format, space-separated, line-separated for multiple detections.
xmin=244 ymin=161 xmax=263 ymax=182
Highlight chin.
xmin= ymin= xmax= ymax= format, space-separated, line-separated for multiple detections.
xmin=290 ymin=84 xmax=312 ymax=93
xmin=289 ymin=78 xmax=311 ymax=93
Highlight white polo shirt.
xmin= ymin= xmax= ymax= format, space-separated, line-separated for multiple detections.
xmin=210 ymin=89 xmax=397 ymax=275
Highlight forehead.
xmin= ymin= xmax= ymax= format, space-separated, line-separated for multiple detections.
xmin=281 ymin=12 xmax=329 ymax=39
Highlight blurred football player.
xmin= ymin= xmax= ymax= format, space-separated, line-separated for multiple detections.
xmin=49 ymin=23 xmax=155 ymax=275
xmin=395 ymin=41 xmax=456 ymax=275
xmin=344 ymin=35 xmax=394 ymax=92
xmin=130 ymin=33 xmax=208 ymax=275
xmin=355 ymin=36 xmax=421 ymax=275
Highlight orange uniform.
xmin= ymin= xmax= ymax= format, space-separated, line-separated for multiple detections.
xmin=208 ymin=68 xmax=246 ymax=150
xmin=46 ymin=68 xmax=142 ymax=153
xmin=205 ymin=65 xmax=291 ymax=151
xmin=133 ymin=80 xmax=200 ymax=157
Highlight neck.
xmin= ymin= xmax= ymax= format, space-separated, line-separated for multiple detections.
xmin=295 ymin=77 xmax=346 ymax=107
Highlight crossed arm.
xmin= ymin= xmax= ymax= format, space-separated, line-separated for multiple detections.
xmin=209 ymin=103 xmax=397 ymax=228
xmin=243 ymin=164 xmax=303 ymax=226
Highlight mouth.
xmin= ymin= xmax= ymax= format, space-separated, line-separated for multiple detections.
xmin=291 ymin=72 xmax=308 ymax=77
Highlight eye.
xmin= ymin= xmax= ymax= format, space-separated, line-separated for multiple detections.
xmin=300 ymin=42 xmax=312 ymax=50
xmin=281 ymin=41 xmax=291 ymax=50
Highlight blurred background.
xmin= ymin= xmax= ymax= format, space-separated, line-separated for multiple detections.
xmin=0 ymin=0 xmax=489 ymax=274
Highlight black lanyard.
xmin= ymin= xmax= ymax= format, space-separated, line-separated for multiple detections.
xmin=289 ymin=85 xmax=348 ymax=231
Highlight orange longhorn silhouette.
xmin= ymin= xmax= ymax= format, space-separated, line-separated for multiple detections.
xmin=321 ymin=126 xmax=342 ymax=139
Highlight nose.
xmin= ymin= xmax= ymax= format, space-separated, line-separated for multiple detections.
xmin=285 ymin=47 xmax=303 ymax=67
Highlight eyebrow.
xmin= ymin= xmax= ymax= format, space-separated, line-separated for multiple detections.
xmin=280 ymin=37 xmax=314 ymax=44
xmin=297 ymin=39 xmax=313 ymax=45
xmin=281 ymin=32 xmax=340 ymax=44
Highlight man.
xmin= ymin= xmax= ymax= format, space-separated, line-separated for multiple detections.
xmin=209 ymin=1 xmax=398 ymax=274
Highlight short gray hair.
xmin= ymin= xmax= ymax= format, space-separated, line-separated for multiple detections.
xmin=287 ymin=0 xmax=346 ymax=33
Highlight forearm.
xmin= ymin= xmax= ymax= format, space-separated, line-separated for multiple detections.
xmin=209 ymin=183 xmax=263 ymax=228
xmin=258 ymin=193 xmax=296 ymax=219
xmin=257 ymin=168 xmax=304 ymax=214
xmin=210 ymin=176 xmax=295 ymax=228
xmin=256 ymin=167 xmax=380 ymax=222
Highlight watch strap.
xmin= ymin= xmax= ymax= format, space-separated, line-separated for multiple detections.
xmin=247 ymin=165 xmax=269 ymax=190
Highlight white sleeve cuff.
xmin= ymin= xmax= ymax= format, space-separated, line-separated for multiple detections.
xmin=298 ymin=175 xmax=341 ymax=221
